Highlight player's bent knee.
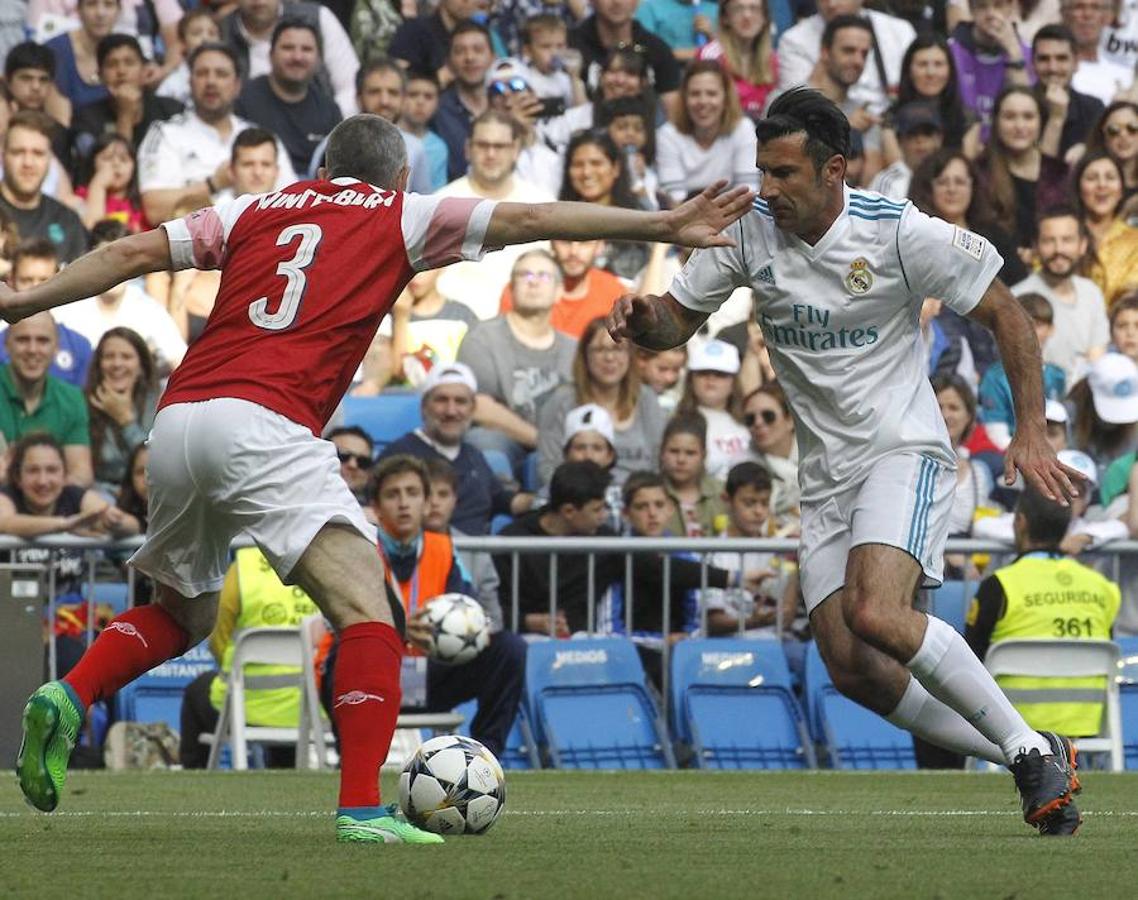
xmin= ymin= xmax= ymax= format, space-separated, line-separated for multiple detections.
xmin=155 ymin=586 xmax=219 ymax=646
xmin=841 ymin=589 xmax=891 ymax=645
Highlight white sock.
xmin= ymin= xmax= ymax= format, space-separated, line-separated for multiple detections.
xmin=906 ymin=616 xmax=1049 ymax=764
xmin=886 ymin=676 xmax=1004 ymax=764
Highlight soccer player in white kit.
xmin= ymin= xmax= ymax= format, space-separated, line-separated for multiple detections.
xmin=608 ymin=89 xmax=1086 ymax=836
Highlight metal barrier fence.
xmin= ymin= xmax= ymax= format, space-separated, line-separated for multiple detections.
xmin=6 ymin=535 xmax=1138 ymax=701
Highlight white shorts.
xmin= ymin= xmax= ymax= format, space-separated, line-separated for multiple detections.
xmin=798 ymin=451 xmax=955 ymax=614
xmin=130 ymin=398 xmax=376 ymax=597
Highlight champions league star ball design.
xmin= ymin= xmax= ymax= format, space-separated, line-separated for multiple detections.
xmin=424 ymin=594 xmax=489 ymax=665
xmin=399 ymin=735 xmax=506 ymax=834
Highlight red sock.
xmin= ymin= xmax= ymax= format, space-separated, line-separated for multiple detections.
xmin=64 ymin=605 xmax=190 ymax=708
xmin=332 ymin=621 xmax=403 ymax=809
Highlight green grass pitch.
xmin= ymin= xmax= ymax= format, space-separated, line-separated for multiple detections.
xmin=2 ymin=769 xmax=1138 ymax=898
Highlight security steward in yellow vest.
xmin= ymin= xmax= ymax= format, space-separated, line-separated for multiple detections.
xmin=965 ymin=486 xmax=1121 ymax=738
xmin=179 ymin=547 xmax=319 ymax=768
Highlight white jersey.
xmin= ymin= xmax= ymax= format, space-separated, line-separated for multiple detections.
xmin=671 ymin=187 xmax=1003 ymax=504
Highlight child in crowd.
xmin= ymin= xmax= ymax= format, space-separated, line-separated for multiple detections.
xmin=563 ymin=403 xmax=622 ymax=528
xmin=635 ymin=346 xmax=686 ymax=411
xmin=659 ymin=413 xmax=725 ymax=538
xmin=75 ymin=133 xmax=143 ymax=231
xmin=676 ymin=340 xmax=749 ymax=479
xmin=1110 ymin=293 xmax=1138 ymax=367
xmin=517 ymin=14 xmax=586 ymax=108
xmin=398 ymin=73 xmax=449 ymax=191
xmin=596 ymin=95 xmax=660 ymax=211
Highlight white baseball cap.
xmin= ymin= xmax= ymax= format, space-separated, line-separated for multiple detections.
xmin=1057 ymin=449 xmax=1098 ymax=487
xmin=564 ymin=403 xmax=615 ymax=448
xmin=1044 ymin=399 xmax=1069 ymax=424
xmin=1088 ymin=352 xmax=1138 ymax=424
xmin=420 ymin=362 xmax=477 ymax=397
xmin=688 ymin=339 xmax=740 ymax=375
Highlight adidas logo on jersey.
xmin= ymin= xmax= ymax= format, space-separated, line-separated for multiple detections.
xmin=756 ymin=265 xmax=776 ymax=286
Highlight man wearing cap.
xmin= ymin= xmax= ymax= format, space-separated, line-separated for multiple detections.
xmin=965 ymin=484 xmax=1121 ymax=741
xmin=871 ymin=102 xmax=944 ymax=201
xmin=687 ymin=339 xmax=750 ymax=480
xmin=483 ymin=60 xmax=563 ymax=196
xmin=380 ymin=362 xmax=535 ymax=535
xmin=457 ymin=249 xmax=577 ymax=475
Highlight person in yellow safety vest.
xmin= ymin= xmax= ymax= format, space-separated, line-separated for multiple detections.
xmin=965 ymin=485 xmax=1122 ymax=739
xmin=178 ymin=547 xmax=320 ymax=768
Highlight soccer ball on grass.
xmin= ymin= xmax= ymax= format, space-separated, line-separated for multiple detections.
xmin=399 ymin=734 xmax=506 ymax=834
xmin=423 ymin=593 xmax=489 ymax=665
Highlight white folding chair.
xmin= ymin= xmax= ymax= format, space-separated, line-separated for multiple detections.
xmin=984 ymin=638 xmax=1123 ymax=771
xmin=207 ymin=626 xmax=328 ymax=771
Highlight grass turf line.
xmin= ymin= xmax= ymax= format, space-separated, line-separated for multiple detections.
xmin=2 ymin=770 xmax=1138 ymax=898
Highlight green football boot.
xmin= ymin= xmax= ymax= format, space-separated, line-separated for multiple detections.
xmin=16 ymin=682 xmax=83 ymax=813
xmin=336 ymin=804 xmax=445 ymax=844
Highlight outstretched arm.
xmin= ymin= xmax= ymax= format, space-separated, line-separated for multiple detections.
xmin=607 ymin=292 xmax=708 ymax=351
xmin=0 ymin=230 xmax=173 ymax=323
xmin=967 ymin=277 xmax=1082 ymax=503
xmin=484 ymin=181 xmax=754 ymax=250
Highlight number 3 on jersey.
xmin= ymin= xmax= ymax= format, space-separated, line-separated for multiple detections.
xmin=248 ymin=223 xmax=323 ymax=330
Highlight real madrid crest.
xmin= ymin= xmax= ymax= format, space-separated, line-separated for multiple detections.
xmin=845 ymin=257 xmax=873 ymax=294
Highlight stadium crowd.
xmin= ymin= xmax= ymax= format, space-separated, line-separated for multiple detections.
xmin=1 ymin=0 xmax=1137 ymax=766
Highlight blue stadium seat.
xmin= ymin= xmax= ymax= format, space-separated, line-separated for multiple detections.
xmin=490 ymin=514 xmax=513 ymax=534
xmin=452 ymin=699 xmax=541 ymax=769
xmin=930 ymin=580 xmax=970 ymax=634
xmin=114 ymin=641 xmax=215 ymax=732
xmin=481 ymin=449 xmax=512 ymax=480
xmin=87 ymin=581 xmax=130 ymax=615
xmin=1116 ymin=636 xmax=1138 ymax=770
xmin=522 ymin=452 xmax=541 ymax=492
xmin=803 ymin=641 xmax=829 ymax=742
xmin=342 ymin=392 xmax=421 ymax=452
xmin=525 ymin=638 xmax=674 ymax=769
xmin=670 ymin=639 xmax=815 ymax=769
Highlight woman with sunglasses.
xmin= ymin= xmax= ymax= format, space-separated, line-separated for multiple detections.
xmin=1072 ymin=151 xmax=1138 ymax=306
xmin=696 ymin=0 xmax=777 ymax=121
xmin=734 ymin=383 xmax=799 ymax=528
xmin=1085 ymin=102 xmax=1138 ymax=199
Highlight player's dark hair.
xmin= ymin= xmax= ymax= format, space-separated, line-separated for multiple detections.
xmin=91 ymin=219 xmax=131 ymax=248
xmin=930 ymin=373 xmax=977 ymax=438
xmin=271 ymin=17 xmax=322 ymax=56
xmin=324 ymin=113 xmax=409 ymax=189
xmin=10 ymin=237 xmax=59 ymax=273
xmin=821 ymin=13 xmax=872 ymax=49
xmin=423 ymin=457 xmax=458 ymax=491
xmin=6 ymin=432 xmax=65 ymax=501
xmin=549 ymin=460 xmax=610 ymax=510
xmin=757 ymin=87 xmax=850 ymax=171
xmin=1032 ymin=23 xmax=1077 ymax=56
xmin=5 ymin=41 xmax=55 ymax=80
xmin=725 ymin=461 xmax=773 ymax=497
xmin=449 ymin=20 xmax=492 ymax=54
xmin=188 ymin=42 xmax=241 ymax=77
xmin=622 ymin=470 xmax=667 ymax=509
xmin=371 ymin=454 xmax=430 ymax=501
xmin=1016 ymin=485 xmax=1072 ymax=547
xmin=231 ymin=126 xmax=279 ymax=163
xmin=328 ymin=425 xmax=375 ymax=454
xmin=1017 ymin=292 xmax=1054 ymax=324
xmin=357 ymin=56 xmax=405 ymax=95
xmin=96 ymin=34 xmax=143 ymax=70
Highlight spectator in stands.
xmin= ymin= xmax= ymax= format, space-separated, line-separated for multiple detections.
xmin=1033 ymin=24 xmax=1106 ymax=159
xmin=433 ymin=21 xmax=496 ymax=182
xmin=43 ymin=0 xmax=118 ymax=110
xmin=219 ymin=0 xmax=360 ymax=116
xmin=909 ymin=147 xmax=1028 ymax=286
xmin=559 ymin=130 xmax=650 ymax=281
xmin=74 ymin=133 xmax=142 ymax=231
xmin=801 ymin=15 xmax=883 ymax=182
xmin=500 ymin=239 xmax=626 ymax=338
xmin=482 ymin=61 xmax=565 ymax=196
xmin=1111 ymin=294 xmax=1138 ymax=366
xmin=137 ymin=43 xmax=297 ymax=226
xmin=1072 ymin=152 xmax=1138 ymax=306
xmin=696 ymin=0 xmax=776 ymax=120
xmin=1086 ymin=102 xmax=1138 ymax=202
xmin=388 ymin=0 xmax=483 ymax=88
xmin=537 ymin=317 xmax=666 ymax=485
xmin=658 ymin=413 xmax=725 ymax=538
xmin=885 ymin=35 xmax=979 ymax=160
xmin=1011 ymin=208 xmax=1109 ymax=382
xmin=0 ymin=240 xmax=91 ymax=387
xmin=777 ymin=0 xmax=915 ymax=117
xmin=594 ymin=95 xmax=660 ymax=210
xmin=979 ymin=293 xmax=1068 ymax=450
xmin=84 ymin=326 xmax=156 ymax=494
xmin=0 ymin=314 xmax=92 ymax=486
xmin=570 ymin=0 xmax=682 ymax=112
xmin=1069 ymin=352 xmax=1138 ymax=471
xmin=55 ymin=220 xmax=186 ymax=373
xmin=701 ymin=461 xmax=801 ymax=638
xmin=656 ymin=60 xmax=759 ymax=207
xmin=234 ymin=19 xmax=342 ymax=176
xmin=327 ymin=425 xmax=374 ymax=506
xmin=870 ymin=102 xmax=944 ymax=200
xmin=436 ymin=109 xmax=555 ymax=320
xmin=976 ymin=86 xmax=1068 ymax=253
xmin=70 ymin=34 xmax=183 ymax=164
xmin=732 ymin=383 xmax=800 ymax=527
xmin=562 ymin=403 xmax=618 ymax=473
xmin=322 ymin=455 xmax=527 ymax=757
xmin=115 ymin=441 xmax=148 ymax=533
xmin=514 ymin=14 xmax=586 ymax=109
xmin=494 ymin=459 xmax=615 ymax=635
xmin=4 ymin=41 xmax=71 ymax=163
xmin=934 ymin=374 xmax=997 ymax=546
xmin=381 ymin=363 xmax=533 ymax=534
xmin=965 ymin=485 xmax=1121 ymax=741
xmin=399 ymin=73 xmax=450 ymax=192
xmin=0 ymin=111 xmax=88 ymax=263
xmin=1061 ymin=0 xmax=1132 ymax=105
xmin=635 ymin=0 xmax=718 ymax=60
xmin=498 ymin=0 xmax=582 ymax=59
xmin=156 ymin=8 xmax=221 ymax=106
xmin=635 ymin=346 xmax=686 ymax=411
xmin=676 ymin=339 xmax=748 ymax=479
xmin=179 ymin=545 xmax=321 ymax=769
xmin=457 ymin=249 xmax=576 ymax=474
xmin=949 ymin=0 xmax=1031 ymax=140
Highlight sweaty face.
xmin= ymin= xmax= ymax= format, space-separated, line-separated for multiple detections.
xmin=358 ymin=69 xmax=405 ymax=122
xmin=231 ymin=142 xmax=279 ymax=195
xmin=757 ymin=133 xmax=836 ymax=238
xmin=625 ymin=486 xmax=672 ymax=536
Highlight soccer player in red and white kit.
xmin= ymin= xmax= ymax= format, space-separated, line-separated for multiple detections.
xmin=2 ymin=115 xmax=754 ymax=844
